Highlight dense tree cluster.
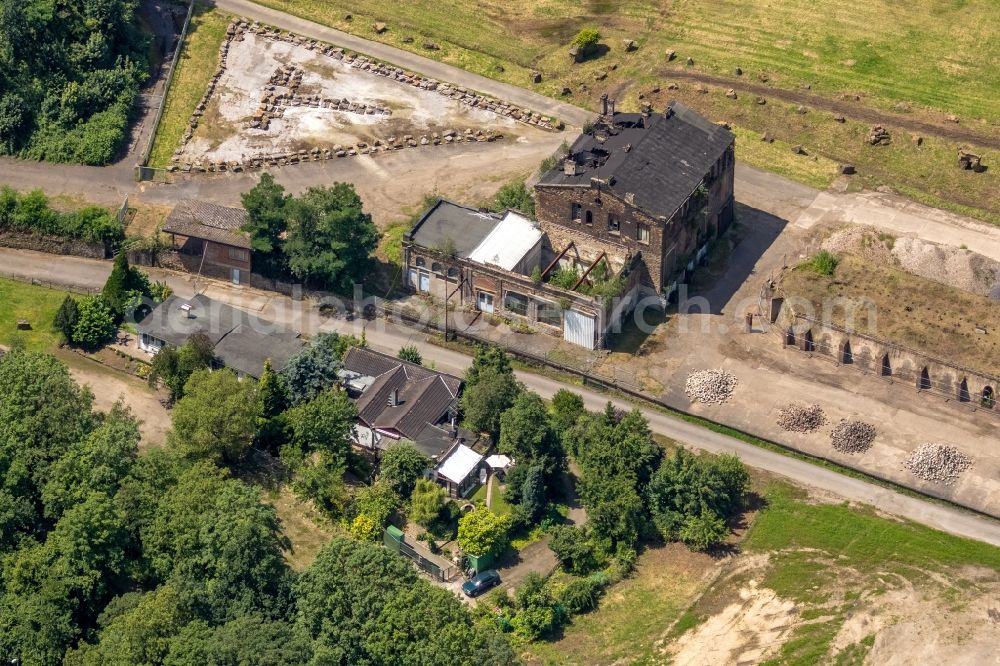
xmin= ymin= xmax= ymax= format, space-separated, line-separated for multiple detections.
xmin=0 ymin=187 xmax=124 ymax=245
xmin=0 ymin=350 xmax=515 ymax=665
xmin=0 ymin=0 xmax=149 ymax=164
xmin=240 ymin=175 xmax=380 ymax=292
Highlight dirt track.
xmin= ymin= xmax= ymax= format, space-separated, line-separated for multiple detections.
xmin=656 ymin=68 xmax=1000 ymax=149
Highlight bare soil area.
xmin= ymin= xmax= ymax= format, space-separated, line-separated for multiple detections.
xmin=180 ymin=31 xmax=534 ymax=163
xmin=54 ymin=349 xmax=171 ymax=449
xmin=664 ymin=552 xmax=1000 ymax=666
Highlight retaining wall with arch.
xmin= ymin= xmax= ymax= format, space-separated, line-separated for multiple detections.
xmin=779 ymin=312 xmax=999 ymax=412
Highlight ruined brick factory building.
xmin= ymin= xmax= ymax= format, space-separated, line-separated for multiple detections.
xmin=535 ymin=97 xmax=736 ymax=298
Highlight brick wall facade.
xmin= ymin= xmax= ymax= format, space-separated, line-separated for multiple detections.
xmin=535 ymin=144 xmax=735 ymax=292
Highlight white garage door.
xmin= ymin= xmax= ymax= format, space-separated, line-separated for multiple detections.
xmin=563 ymin=309 xmax=596 ymax=349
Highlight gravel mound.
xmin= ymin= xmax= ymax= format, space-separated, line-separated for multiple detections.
xmin=685 ymin=369 xmax=738 ymax=405
xmin=904 ymin=443 xmax=973 ymax=485
xmin=776 ymin=404 xmax=827 ymax=433
xmin=830 ymin=419 xmax=876 ymax=454
xmin=822 ymin=225 xmax=1000 ymax=298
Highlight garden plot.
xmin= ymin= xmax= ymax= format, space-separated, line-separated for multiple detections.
xmin=177 ymin=30 xmax=536 ymax=166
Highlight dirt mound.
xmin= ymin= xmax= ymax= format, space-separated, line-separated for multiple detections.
xmin=822 ymin=225 xmax=1000 ymax=298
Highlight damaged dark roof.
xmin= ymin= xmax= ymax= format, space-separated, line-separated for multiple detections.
xmin=537 ymin=101 xmax=734 ymax=221
xmin=162 ymin=200 xmax=251 ymax=249
xmin=404 ymin=199 xmax=500 ymax=257
xmin=343 ymin=347 xmax=462 ymax=440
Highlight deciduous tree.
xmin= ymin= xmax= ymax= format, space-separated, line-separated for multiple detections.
xmin=167 ymin=369 xmax=259 ymax=464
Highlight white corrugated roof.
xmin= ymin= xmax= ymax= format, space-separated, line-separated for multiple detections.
xmin=436 ymin=444 xmax=483 ymax=484
xmin=467 ymin=210 xmax=542 ymax=271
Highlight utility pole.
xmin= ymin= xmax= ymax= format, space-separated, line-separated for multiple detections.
xmin=444 ymin=274 xmax=467 ymax=341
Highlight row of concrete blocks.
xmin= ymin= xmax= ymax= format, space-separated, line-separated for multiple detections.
xmin=239 ymin=21 xmax=561 ymax=131
xmin=170 ymin=129 xmax=504 ymax=171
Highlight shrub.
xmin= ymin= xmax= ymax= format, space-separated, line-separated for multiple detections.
xmin=72 ymin=296 xmax=116 ymax=348
xmin=549 ymin=525 xmax=600 ymax=575
xmin=493 ymin=181 xmax=535 ymax=217
xmin=801 ymin=250 xmax=839 ymax=276
xmin=679 ymin=511 xmax=729 ymax=551
xmin=458 ymin=507 xmax=513 ymax=558
xmin=572 ymin=28 xmax=601 ymax=50
xmin=410 ymin=478 xmax=447 ymax=526
xmin=52 ymin=295 xmax=79 ymax=342
xmin=557 ymin=576 xmax=605 ymax=614
xmin=548 ymin=267 xmax=579 ymax=290
xmin=397 ymin=345 xmax=423 ymax=365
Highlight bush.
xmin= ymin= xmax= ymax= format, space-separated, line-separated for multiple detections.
xmin=572 ymin=28 xmax=601 ymax=50
xmin=410 ymin=478 xmax=448 ymax=526
xmin=679 ymin=511 xmax=729 ymax=551
xmin=458 ymin=508 xmax=513 ymax=558
xmin=549 ymin=525 xmax=601 ymax=575
xmin=71 ymin=296 xmax=116 ymax=348
xmin=493 ymin=181 xmax=535 ymax=217
xmin=547 ymin=267 xmax=579 ymax=290
xmin=802 ymin=250 xmax=839 ymax=276
xmin=52 ymin=295 xmax=79 ymax=342
xmin=557 ymin=576 xmax=606 ymax=614
xmin=397 ymin=345 xmax=423 ymax=365
xmin=0 ymin=187 xmax=124 ymax=245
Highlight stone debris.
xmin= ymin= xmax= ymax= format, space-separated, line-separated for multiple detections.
xmin=685 ymin=369 xmax=738 ymax=405
xmin=903 ymin=443 xmax=972 ymax=484
xmin=172 ymin=20 xmax=553 ymax=170
xmin=830 ymin=419 xmax=876 ymax=454
xmin=868 ymin=125 xmax=891 ymax=145
xmin=776 ymin=404 xmax=826 ymax=433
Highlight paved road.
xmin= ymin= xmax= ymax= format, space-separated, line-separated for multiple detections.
xmin=211 ymin=0 xmax=594 ymax=128
xmin=3 ymin=247 xmax=1000 ymax=547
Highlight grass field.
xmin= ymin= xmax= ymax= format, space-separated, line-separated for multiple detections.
xmin=147 ymin=4 xmax=231 ymax=168
xmin=247 ymin=0 xmax=999 ymax=222
xmin=0 ymin=278 xmax=73 ymax=351
xmin=255 ymin=0 xmax=999 ymax=123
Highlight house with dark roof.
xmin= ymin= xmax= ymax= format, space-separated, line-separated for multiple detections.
xmin=341 ymin=347 xmax=487 ymax=496
xmin=162 ymin=200 xmax=252 ymax=285
xmin=535 ymin=99 xmax=735 ymax=296
xmin=136 ymin=293 xmax=305 ymax=379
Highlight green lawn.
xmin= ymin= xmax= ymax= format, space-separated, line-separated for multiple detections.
xmin=0 ymin=278 xmax=72 ymax=351
xmin=147 ymin=4 xmax=231 ymax=168
xmin=255 ymin=0 xmax=999 ymax=121
xmin=744 ymin=482 xmax=1000 ymax=577
xmin=253 ymin=0 xmax=1000 ymax=223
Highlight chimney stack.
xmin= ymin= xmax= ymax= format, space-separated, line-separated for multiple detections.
xmin=609 ymin=98 xmax=616 ymax=116
xmin=563 ymin=159 xmax=578 ymax=176
xmin=600 ymin=93 xmax=609 ymax=116
xmin=388 ymin=388 xmax=399 ymax=407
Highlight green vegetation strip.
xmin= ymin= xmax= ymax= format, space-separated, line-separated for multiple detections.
xmin=147 ymin=5 xmax=232 ymax=168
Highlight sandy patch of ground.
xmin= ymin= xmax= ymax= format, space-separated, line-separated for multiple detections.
xmin=181 ymin=32 xmax=525 ymax=163
xmin=665 ymin=551 xmax=1000 ymax=666
xmin=669 ymin=579 xmax=800 ymax=665
xmin=56 ymin=350 xmax=171 ymax=448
